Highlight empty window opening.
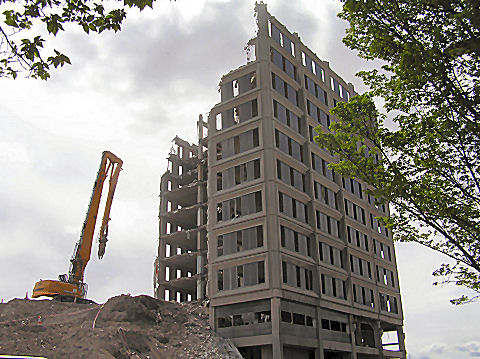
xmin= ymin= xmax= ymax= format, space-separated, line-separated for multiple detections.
xmin=217 ymin=261 xmax=265 ymax=291
xmin=217 ymin=236 xmax=224 ymax=256
xmin=164 ymin=289 xmax=170 ymax=301
xmin=165 ymin=244 xmax=171 ymax=257
xmin=216 ymin=113 xmax=222 ymax=131
xmin=187 ymin=293 xmax=192 ymax=302
xmin=357 ymin=324 xmax=376 ymax=347
xmin=217 ymin=269 xmax=223 ymax=291
xmin=233 ymin=80 xmax=240 ymax=97
xmin=176 ymin=269 xmax=182 ymax=279
xmin=176 ymin=292 xmax=181 ymax=303
xmin=218 ymin=310 xmax=271 ymax=329
xmin=165 ymin=267 xmax=170 ymax=281
xmin=382 ymin=330 xmax=400 ymax=351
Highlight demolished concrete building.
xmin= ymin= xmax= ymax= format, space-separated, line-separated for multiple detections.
xmin=154 ymin=3 xmax=406 ymax=359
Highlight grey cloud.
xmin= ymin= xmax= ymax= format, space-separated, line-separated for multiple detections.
xmin=457 ymin=342 xmax=480 ymax=355
xmin=49 ymin=1 xmax=254 ymax=134
xmin=269 ymin=1 xmax=321 ymax=43
xmin=76 ymin=1 xmax=251 ymax=97
xmin=0 ymin=192 xmax=78 ymax=299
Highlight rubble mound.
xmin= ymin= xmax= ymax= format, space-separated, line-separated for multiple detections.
xmin=0 ymin=294 xmax=241 ymax=359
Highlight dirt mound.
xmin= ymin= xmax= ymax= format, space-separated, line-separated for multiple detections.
xmin=0 ymin=294 xmax=241 ymax=359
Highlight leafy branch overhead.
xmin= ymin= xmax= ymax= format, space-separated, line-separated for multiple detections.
xmin=0 ymin=0 xmax=156 ymax=79
xmin=316 ymin=0 xmax=480 ymax=304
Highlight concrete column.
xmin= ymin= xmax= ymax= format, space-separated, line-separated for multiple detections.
xmin=349 ymin=314 xmax=358 ymax=359
xmin=271 ymin=297 xmax=283 ymax=359
xmin=377 ymin=320 xmax=385 ymax=359
xmin=397 ymin=326 xmax=407 ymax=358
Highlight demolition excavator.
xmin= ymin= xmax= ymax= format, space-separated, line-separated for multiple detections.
xmin=32 ymin=151 xmax=123 ymax=302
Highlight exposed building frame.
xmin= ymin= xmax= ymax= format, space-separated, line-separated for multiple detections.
xmin=155 ymin=4 xmax=406 ymax=359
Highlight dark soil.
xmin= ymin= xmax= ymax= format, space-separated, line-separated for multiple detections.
xmin=0 ymin=294 xmax=241 ymax=359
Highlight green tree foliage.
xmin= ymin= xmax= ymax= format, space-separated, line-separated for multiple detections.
xmin=315 ymin=0 xmax=480 ymax=304
xmin=0 ymin=0 xmax=158 ymax=79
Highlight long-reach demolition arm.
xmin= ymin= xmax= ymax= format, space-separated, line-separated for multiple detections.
xmin=68 ymin=151 xmax=123 ymax=284
xmin=32 ymin=151 xmax=123 ymax=302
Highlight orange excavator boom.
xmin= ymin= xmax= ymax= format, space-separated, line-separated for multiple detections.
xmin=32 ymin=151 xmax=123 ymax=301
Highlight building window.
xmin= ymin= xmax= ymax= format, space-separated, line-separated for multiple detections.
xmin=321 ymin=319 xmax=348 ymax=333
xmin=330 ymin=76 xmax=350 ymax=101
xmin=353 ymin=284 xmax=375 ymax=308
xmin=277 ymin=160 xmax=305 ymax=192
xmin=217 ymin=310 xmax=272 ymax=328
xmin=218 ymin=269 xmax=223 ymax=291
xmin=220 ymin=71 xmax=257 ymax=101
xmin=281 ymin=311 xmax=315 ymax=327
xmin=272 ymin=73 xmax=299 ymax=106
xmin=270 ymin=22 xmax=295 ymax=56
xmin=314 ymin=182 xmax=337 ymax=210
xmin=275 ymin=129 xmax=304 ymax=162
xmin=311 ymin=153 xmax=334 ymax=181
xmin=307 ymin=100 xmax=330 ymax=128
xmin=372 ymin=239 xmax=392 ymax=261
xmin=301 ymin=51 xmax=325 ymax=83
xmin=216 ymin=128 xmax=259 ymax=160
xmin=370 ymin=214 xmax=389 ymax=237
xmin=350 ymin=255 xmax=372 ymax=279
xmin=217 ymin=261 xmax=266 ymax=291
xmin=271 ymin=48 xmax=296 ymax=80
xmin=316 ymin=210 xmax=339 ymax=237
xmin=376 ymin=265 xmax=395 ymax=288
xmin=319 ymin=242 xmax=344 ymax=269
xmin=344 ymin=199 xmax=366 ymax=225
xmin=368 ymin=194 xmax=387 ymax=213
xmin=320 ymin=273 xmax=347 ymax=300
xmin=279 ymin=192 xmax=308 ymax=223
xmin=217 ymin=191 xmax=262 ymax=222
xmin=347 ymin=226 xmax=369 ymax=252
xmin=217 ymin=158 xmax=261 ymax=191
xmin=217 ymin=225 xmax=264 ymax=257
xmin=273 ymin=100 xmax=301 ymax=133
xmin=280 ymin=225 xmax=311 ymax=257
xmin=342 ymin=177 xmax=363 ymax=199
xmin=282 ymin=261 xmax=313 ymax=291
xmin=304 ymin=74 xmax=328 ymax=105
xmin=380 ymin=293 xmax=398 ymax=313
xmin=215 ymin=99 xmax=259 ymax=131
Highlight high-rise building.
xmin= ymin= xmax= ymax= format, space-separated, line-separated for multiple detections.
xmin=154 ymin=3 xmax=406 ymax=359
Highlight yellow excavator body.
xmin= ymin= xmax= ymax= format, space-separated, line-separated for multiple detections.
xmin=32 ymin=280 xmax=84 ymax=300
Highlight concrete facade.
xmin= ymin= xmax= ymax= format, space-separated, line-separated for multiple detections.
xmin=154 ymin=4 xmax=406 ymax=359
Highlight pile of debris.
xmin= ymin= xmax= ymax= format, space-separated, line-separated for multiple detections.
xmin=0 ymin=294 xmax=242 ymax=359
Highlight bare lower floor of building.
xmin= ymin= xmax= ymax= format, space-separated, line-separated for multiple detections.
xmin=238 ymin=344 xmax=404 ymax=359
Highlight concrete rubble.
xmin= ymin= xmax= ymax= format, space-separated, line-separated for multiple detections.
xmin=0 ymin=294 xmax=243 ymax=359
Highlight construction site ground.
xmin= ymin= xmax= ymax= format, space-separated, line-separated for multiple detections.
xmin=0 ymin=294 xmax=242 ymax=359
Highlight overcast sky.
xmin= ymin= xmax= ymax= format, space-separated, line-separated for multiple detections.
xmin=0 ymin=1 xmax=479 ymax=358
